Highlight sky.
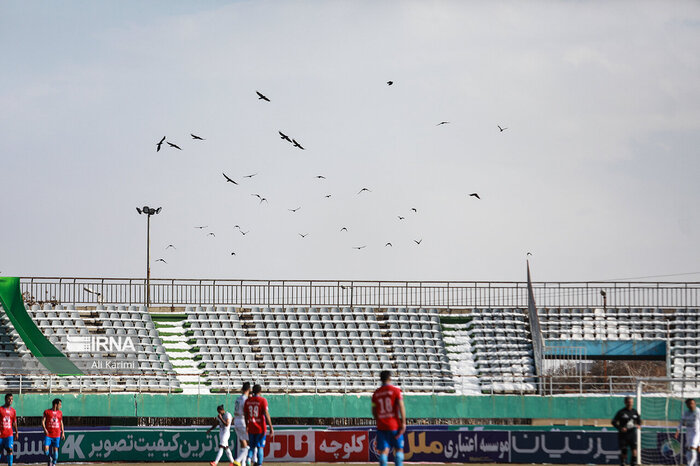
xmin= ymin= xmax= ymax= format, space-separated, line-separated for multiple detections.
xmin=1 ymin=0 xmax=699 ymax=282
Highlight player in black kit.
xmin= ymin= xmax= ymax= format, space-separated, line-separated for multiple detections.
xmin=612 ymin=396 xmax=642 ymax=466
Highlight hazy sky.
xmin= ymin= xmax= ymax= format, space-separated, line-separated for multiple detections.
xmin=1 ymin=1 xmax=699 ymax=282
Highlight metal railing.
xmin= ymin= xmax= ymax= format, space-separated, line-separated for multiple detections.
xmin=17 ymin=277 xmax=700 ymax=309
xmin=1 ymin=373 xmax=698 ymax=396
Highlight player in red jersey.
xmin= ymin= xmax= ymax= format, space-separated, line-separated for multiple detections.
xmin=0 ymin=394 xmax=18 ymax=466
xmin=244 ymin=384 xmax=273 ymax=466
xmin=42 ymin=399 xmax=65 ymax=466
xmin=372 ymin=371 xmax=406 ymax=466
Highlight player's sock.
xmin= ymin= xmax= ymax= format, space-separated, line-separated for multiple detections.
xmin=619 ymin=453 xmax=626 ymax=466
xmin=256 ymin=446 xmax=264 ymax=466
xmin=225 ymin=448 xmax=234 ymax=463
xmin=214 ymin=447 xmax=224 ymax=464
xmin=394 ymin=450 xmax=404 ymax=466
xmin=379 ymin=453 xmax=388 ymax=466
xmin=52 ymin=449 xmax=59 ymax=465
xmin=688 ymin=449 xmax=698 ymax=466
xmin=8 ymin=453 xmax=13 ymax=466
xmin=248 ymin=447 xmax=255 ymax=460
xmin=236 ymin=446 xmax=249 ymax=463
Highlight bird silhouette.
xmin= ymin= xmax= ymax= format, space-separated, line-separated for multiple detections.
xmin=353 ymin=245 xmax=367 ymax=250
xmin=223 ymin=173 xmax=238 ymax=185
xmin=194 ymin=226 xmax=208 ymax=229
xmin=436 ymin=121 xmax=450 ymax=126
xmin=191 ymin=134 xmax=205 ymax=140
xmin=156 ymin=258 xmax=167 ymax=264
xmin=234 ymin=225 xmax=241 ymax=229
xmin=251 ymin=194 xmax=262 ymax=200
xmin=299 ymin=233 xmax=309 ymax=238
xmin=469 ymin=193 xmax=481 ymax=199
xmin=256 ymin=91 xmax=270 ymax=102
xmin=387 ymin=81 xmax=393 ymax=86
xmin=340 ymin=227 xmax=348 ymax=232
xmin=231 ymin=252 xmax=236 ymax=256
xmin=292 ymin=139 xmax=305 ymax=150
xmin=398 ymin=216 xmax=405 ymax=220
xmin=498 ymin=125 xmax=508 ymax=132
xmin=289 ymin=207 xmax=301 ymax=213
xmin=240 ymin=230 xmax=250 ymax=236
xmin=315 ymin=175 xmax=326 ymax=180
xmin=411 ymin=208 xmax=417 ymax=213
xmin=414 ymin=239 xmax=423 ymax=245
xmin=156 ymin=136 xmax=166 ymax=152
xmin=259 ymin=197 xmax=268 ymax=204
xmin=279 ymin=131 xmax=292 ymax=142
xmin=243 ymin=173 xmax=258 ymax=178
xmin=527 ymin=252 xmax=532 ymax=256
xmin=385 ymin=242 xmax=393 ymax=247
xmin=207 ymin=232 xmax=216 ymax=237
xmin=167 ymin=142 xmax=182 ymax=150
xmin=165 ymin=244 xmax=176 ymax=250
xmin=357 ymin=188 xmax=371 ymax=194
xmin=324 ymin=194 xmax=332 ymax=198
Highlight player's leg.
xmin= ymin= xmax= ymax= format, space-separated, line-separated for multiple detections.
xmin=247 ymin=434 xmax=259 ymax=466
xmin=5 ymin=437 xmax=14 ymax=466
xmin=391 ymin=430 xmax=404 ymax=466
xmin=52 ymin=438 xmax=61 ymax=465
xmin=255 ymin=435 xmax=265 ymax=466
xmin=376 ymin=430 xmax=391 ymax=466
xmin=629 ymin=438 xmax=637 ymax=466
xmin=618 ymin=436 xmax=627 ymax=466
xmin=234 ymin=427 xmax=249 ymax=465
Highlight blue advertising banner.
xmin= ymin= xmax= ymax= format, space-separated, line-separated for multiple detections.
xmin=369 ymin=430 xmax=510 ymax=463
xmin=510 ymin=431 xmax=620 ymax=464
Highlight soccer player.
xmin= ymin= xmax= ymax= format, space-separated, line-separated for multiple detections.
xmin=233 ymin=382 xmax=251 ymax=466
xmin=42 ymin=398 xmax=65 ymax=466
xmin=0 ymin=394 xmax=18 ymax=466
xmin=244 ymin=384 xmax=273 ymax=466
xmin=206 ymin=404 xmax=234 ymax=466
xmin=371 ymin=370 xmax=406 ymax=466
xmin=675 ymin=399 xmax=700 ymax=466
xmin=611 ymin=396 xmax=642 ymax=466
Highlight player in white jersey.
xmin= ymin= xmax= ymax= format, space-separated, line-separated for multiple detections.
xmin=206 ymin=404 xmax=234 ymax=466
xmin=233 ymin=382 xmax=251 ymax=466
xmin=675 ymin=399 xmax=700 ymax=466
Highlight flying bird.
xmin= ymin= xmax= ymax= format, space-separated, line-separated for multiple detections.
xmin=398 ymin=216 xmax=405 ymax=220
xmin=231 ymin=252 xmax=236 ymax=256
xmin=251 ymin=194 xmax=262 ymax=200
xmin=498 ymin=125 xmax=508 ymax=132
xmin=167 ymin=142 xmax=182 ymax=150
xmin=165 ymin=244 xmax=176 ymax=250
xmin=292 ymin=139 xmax=305 ymax=150
xmin=191 ymin=133 xmax=205 ymax=140
xmin=299 ymin=233 xmax=309 ymax=238
xmin=353 ymin=246 xmax=367 ymax=250
xmin=256 ymin=91 xmax=270 ymax=102
xmin=436 ymin=121 xmax=450 ymax=126
xmin=411 ymin=208 xmax=417 ymax=213
xmin=414 ymin=239 xmax=423 ymax=245
xmin=340 ymin=227 xmax=348 ymax=232
xmin=223 ymin=173 xmax=238 ymax=185
xmin=259 ymin=197 xmax=268 ymax=204
xmin=243 ymin=173 xmax=258 ymax=178
xmin=469 ymin=193 xmax=481 ymax=199
xmin=194 ymin=226 xmax=208 ymax=229
xmin=324 ymin=194 xmax=332 ymax=198
xmin=385 ymin=242 xmax=393 ymax=247
xmin=207 ymin=232 xmax=216 ymax=237
xmin=156 ymin=258 xmax=167 ymax=264
xmin=234 ymin=225 xmax=241 ymax=229
xmin=357 ymin=188 xmax=371 ymax=194
xmin=387 ymin=81 xmax=393 ymax=86
xmin=314 ymin=175 xmax=326 ymax=180
xmin=288 ymin=207 xmax=301 ymax=213
xmin=279 ymin=131 xmax=292 ymax=142
xmin=156 ymin=136 xmax=166 ymax=152
xmin=527 ymin=252 xmax=533 ymax=257
xmin=240 ymin=230 xmax=250 ymax=236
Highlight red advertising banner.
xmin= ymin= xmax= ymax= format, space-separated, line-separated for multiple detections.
xmin=262 ymin=431 xmax=315 ymax=462
xmin=315 ymin=431 xmax=369 ymax=462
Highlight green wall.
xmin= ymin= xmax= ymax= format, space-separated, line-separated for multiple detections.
xmin=13 ymin=394 xmax=683 ymax=420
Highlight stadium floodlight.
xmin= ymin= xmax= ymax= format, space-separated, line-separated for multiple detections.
xmin=136 ymin=205 xmax=162 ymax=307
xmin=600 ymin=290 xmax=607 ymax=310
xmin=83 ymin=287 xmax=103 ymax=304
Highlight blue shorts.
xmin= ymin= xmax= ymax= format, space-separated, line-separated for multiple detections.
xmin=44 ymin=437 xmax=61 ymax=449
xmin=376 ymin=430 xmax=404 ymax=451
xmin=0 ymin=436 xmax=13 ymax=451
xmin=249 ymin=433 xmax=266 ymax=449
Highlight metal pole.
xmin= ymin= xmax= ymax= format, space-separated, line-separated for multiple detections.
xmin=146 ymin=213 xmax=151 ymax=307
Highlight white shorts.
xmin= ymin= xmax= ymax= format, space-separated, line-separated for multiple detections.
xmin=234 ymin=424 xmax=249 ymax=442
xmin=685 ymin=429 xmax=700 ymax=449
xmin=219 ymin=430 xmax=231 ymax=447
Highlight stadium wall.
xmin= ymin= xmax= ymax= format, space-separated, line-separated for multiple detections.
xmin=13 ymin=394 xmax=682 ymax=420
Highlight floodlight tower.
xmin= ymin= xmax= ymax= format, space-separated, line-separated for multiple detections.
xmin=136 ymin=205 xmax=162 ymax=307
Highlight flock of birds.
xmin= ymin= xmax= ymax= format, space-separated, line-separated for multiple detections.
xmin=152 ymin=82 xmax=505 ymax=263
